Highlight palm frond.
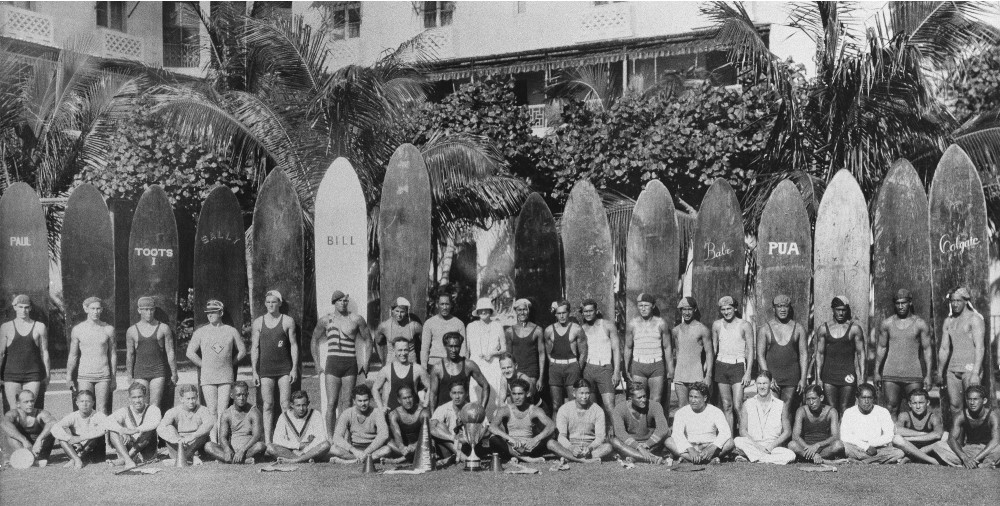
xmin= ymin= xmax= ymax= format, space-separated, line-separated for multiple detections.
xmin=242 ymin=15 xmax=330 ymax=95
xmin=889 ymin=1 xmax=1000 ymax=71
xmin=701 ymin=1 xmax=788 ymax=91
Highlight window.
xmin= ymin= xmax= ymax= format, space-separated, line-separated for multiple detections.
xmin=422 ymin=1 xmax=453 ymax=29
xmin=163 ymin=2 xmax=200 ymax=67
xmin=96 ymin=1 xmax=127 ymax=32
xmin=326 ymin=2 xmax=361 ymax=40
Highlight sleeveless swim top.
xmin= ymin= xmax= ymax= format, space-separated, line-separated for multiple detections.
xmin=632 ymin=318 xmax=663 ymax=362
xmin=259 ymin=315 xmax=293 ymax=377
xmin=882 ymin=318 xmax=923 ymax=381
xmin=821 ymin=323 xmax=856 ymax=385
xmin=437 ymin=359 xmax=469 ymax=407
xmin=77 ymin=324 xmax=112 ymax=382
xmin=947 ymin=314 xmax=982 ymax=373
xmin=674 ymin=325 xmax=706 ymax=383
xmin=133 ymin=323 xmax=167 ymax=379
xmin=801 ymin=407 xmax=833 ymax=445
xmin=717 ymin=320 xmax=746 ymax=363
xmin=325 ymin=316 xmax=355 ymax=360
xmin=550 ymin=324 xmax=576 ymax=360
xmin=397 ymin=410 xmax=423 ymax=445
xmin=764 ymin=322 xmax=800 ymax=386
xmin=2 ymin=322 xmax=44 ymax=382
xmin=510 ymin=324 xmax=540 ymax=378
xmin=388 ymin=363 xmax=417 ymax=410
xmin=584 ymin=321 xmax=612 ymax=364
xmin=506 ymin=405 xmax=536 ymax=439
xmin=964 ymin=408 xmax=993 ymax=445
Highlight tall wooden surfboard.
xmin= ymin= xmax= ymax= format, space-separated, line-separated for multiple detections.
xmin=564 ymin=180 xmax=614 ymax=319
xmin=872 ymin=159 xmax=932 ymax=364
xmin=814 ymin=170 xmax=871 ymax=345
xmin=929 ymin=145 xmax=991 ymax=400
xmin=315 ymin=158 xmax=368 ymax=321
xmin=514 ymin=193 xmax=562 ymax=330
xmin=756 ymin=180 xmax=812 ymax=344
xmin=378 ymin=144 xmax=432 ymax=323
xmin=692 ymin=179 xmax=745 ymax=322
xmin=251 ymin=169 xmax=304 ymax=330
xmin=194 ymin=186 xmax=246 ymax=332
xmin=626 ymin=180 xmax=677 ymax=325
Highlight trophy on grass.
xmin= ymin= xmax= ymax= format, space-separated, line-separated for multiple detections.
xmin=459 ymin=402 xmax=488 ymax=471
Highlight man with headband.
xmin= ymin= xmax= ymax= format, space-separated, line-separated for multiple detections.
xmin=756 ymin=294 xmax=808 ymax=404
xmin=312 ymin=290 xmax=373 ymax=439
xmin=625 ymin=293 xmax=672 ymax=414
xmin=186 ymin=299 xmax=246 ymax=440
xmin=671 ymin=297 xmax=713 ymax=408
xmin=711 ymin=295 xmax=753 ymax=432
xmin=937 ymin=287 xmax=985 ymax=417
xmin=504 ymin=298 xmax=545 ymax=396
xmin=874 ymin=288 xmax=933 ymax=418
xmin=251 ymin=289 xmax=298 ymax=444
xmin=375 ymin=297 xmax=422 ymax=365
xmin=815 ymin=296 xmax=866 ymax=415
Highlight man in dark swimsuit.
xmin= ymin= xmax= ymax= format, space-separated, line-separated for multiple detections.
xmin=375 ymin=297 xmax=422 ymax=365
xmin=251 ymin=290 xmax=298 ymax=445
xmin=757 ymin=294 xmax=808 ymax=403
xmin=372 ymin=337 xmax=430 ymax=409
xmin=788 ymin=385 xmax=843 ymax=463
xmin=929 ymin=385 xmax=1000 ymax=468
xmin=0 ymin=389 xmax=55 ymax=466
xmin=429 ymin=332 xmax=490 ymax=411
xmin=387 ymin=385 xmax=431 ymax=463
xmin=0 ymin=294 xmax=50 ymax=411
xmin=504 ymin=298 xmax=545 ymax=395
xmin=545 ymin=300 xmax=587 ymax=411
xmin=815 ymin=296 xmax=866 ymax=415
xmin=892 ymin=388 xmax=944 ymax=465
xmin=312 ymin=290 xmax=373 ymax=439
xmin=874 ymin=289 xmax=932 ymax=418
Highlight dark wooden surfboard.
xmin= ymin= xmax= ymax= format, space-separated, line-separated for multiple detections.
xmin=872 ymin=159 xmax=932 ymax=369
xmin=378 ymin=144 xmax=432 ymax=323
xmin=62 ymin=183 xmax=115 ymax=360
xmin=814 ymin=170 xmax=871 ymax=344
xmin=929 ymin=144 xmax=991 ymax=400
xmin=514 ymin=193 xmax=562 ymax=330
xmin=315 ymin=158 xmax=368 ymax=320
xmin=692 ymin=179 xmax=745 ymax=323
xmin=129 ymin=185 xmax=179 ymax=329
xmin=251 ymin=169 xmax=304 ymax=328
xmin=755 ymin=180 xmax=812 ymax=341
xmin=194 ymin=185 xmax=246 ymax=332
xmin=625 ymin=180 xmax=677 ymax=325
xmin=564 ymin=180 xmax=615 ymax=320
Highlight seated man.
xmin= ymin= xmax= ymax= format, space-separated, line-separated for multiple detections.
xmin=156 ymin=383 xmax=215 ymax=465
xmin=387 ymin=386 xmax=431 ymax=463
xmin=330 ymin=384 xmax=391 ymax=463
xmin=0 ymin=389 xmax=56 ymax=466
xmin=788 ymin=385 xmax=844 ymax=463
xmin=668 ymin=382 xmax=733 ymax=464
xmin=893 ymin=388 xmax=944 ymax=465
xmin=610 ymin=382 xmax=670 ymax=464
xmin=489 ymin=378 xmax=573 ymax=463
xmin=52 ymin=389 xmax=108 ymax=469
xmin=430 ymin=382 xmax=490 ymax=462
xmin=204 ymin=381 xmax=266 ymax=464
xmin=929 ymin=385 xmax=1000 ymax=468
xmin=498 ymin=354 xmax=539 ymax=406
xmin=106 ymin=382 xmax=161 ymax=469
xmin=840 ymin=383 xmax=904 ymax=464
xmin=551 ymin=379 xmax=613 ymax=463
xmin=734 ymin=371 xmax=795 ymax=465
xmin=268 ymin=390 xmax=330 ymax=463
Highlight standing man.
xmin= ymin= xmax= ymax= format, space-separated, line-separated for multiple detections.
xmin=545 ymin=300 xmax=586 ymax=411
xmin=0 ymin=390 xmax=55 ymax=466
xmin=893 ymin=388 xmax=945 ymax=465
xmin=125 ymin=296 xmax=177 ymax=412
xmin=429 ymin=332 xmax=490 ymax=411
xmin=504 ymin=299 xmax=545 ymax=395
xmin=552 ymin=379 xmax=613 ymax=463
xmin=668 ymin=382 xmax=734 ymax=464
xmin=929 ymin=385 xmax=1000 ymax=468
xmin=839 ymin=383 xmax=904 ymax=464
xmin=733 ymin=371 xmax=795 ymax=465
xmin=312 ymin=290 xmax=373 ymax=439
xmin=625 ymin=294 xmax=673 ymax=415
xmin=387 ymin=386 xmax=431 ymax=463
xmin=371 ymin=337 xmax=430 ymax=410
xmin=671 ymin=297 xmax=713 ymax=409
xmin=204 ymin=381 xmax=266 ymax=464
xmin=329 ymin=385 xmax=391 ymax=464
xmin=66 ymin=297 xmax=116 ymax=414
xmin=610 ymin=382 xmax=671 ymax=464
xmin=251 ymin=290 xmax=298 ymax=445
xmin=422 ymin=292 xmax=468 ymax=399
xmin=267 ymin=390 xmax=330 ymax=463
xmin=580 ymin=299 xmax=621 ymax=412
xmin=186 ymin=299 xmax=246 ymax=439
xmin=0 ymin=295 xmax=49 ymax=410
xmin=937 ymin=287 xmax=985 ymax=418
xmin=157 ymin=384 xmax=215 ymax=465
xmin=757 ymin=294 xmax=808 ymax=403
xmin=712 ymin=296 xmax=754 ymax=432
xmin=106 ymin=382 xmax=161 ymax=469
xmin=815 ymin=296 xmax=866 ymax=416
xmin=52 ymin=389 xmax=108 ymax=469
xmin=874 ymin=289 xmax=933 ymax=418
xmin=375 ymin=297 xmax=422 ymax=365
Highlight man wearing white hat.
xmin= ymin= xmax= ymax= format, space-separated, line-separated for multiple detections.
xmin=938 ymin=287 xmax=986 ymax=417
xmin=186 ymin=299 xmax=246 ymax=440
xmin=467 ymin=298 xmax=507 ymax=413
xmin=375 ymin=297 xmax=422 ymax=366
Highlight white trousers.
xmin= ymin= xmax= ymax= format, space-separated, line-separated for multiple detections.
xmin=734 ymin=437 xmax=795 ymax=465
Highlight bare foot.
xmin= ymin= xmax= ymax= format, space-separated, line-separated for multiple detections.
xmin=384 ymin=457 xmax=407 ymax=465
xmin=331 ymin=457 xmax=358 ymax=465
xmin=812 ymin=455 xmax=824 ymax=464
xmin=73 ymin=459 xmax=84 ymax=469
xmin=519 ymin=456 xmax=545 ymax=464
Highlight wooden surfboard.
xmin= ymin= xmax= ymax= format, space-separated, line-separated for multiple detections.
xmin=625 ymin=180 xmax=677 ymax=325
xmin=251 ymin=169 xmax=304 ymax=330
xmin=514 ymin=193 xmax=562 ymax=330
xmin=692 ymin=179 xmax=745 ymax=322
xmin=813 ymin=170 xmax=871 ymax=349
xmin=315 ymin=158 xmax=368 ymax=320
xmin=564 ymin=180 xmax=615 ymax=319
xmin=929 ymin=144 xmax=991 ymax=400
xmin=756 ymin=180 xmax=813 ymax=345
xmin=378 ymin=144 xmax=432 ymax=323
xmin=872 ymin=159 xmax=932 ymax=368
xmin=194 ymin=185 xmax=246 ymax=332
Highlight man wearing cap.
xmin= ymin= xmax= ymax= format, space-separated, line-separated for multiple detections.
xmin=375 ymin=297 xmax=422 ymax=365
xmin=938 ymin=287 xmax=986 ymax=417
xmin=251 ymin=290 xmax=298 ymax=445
xmin=0 ymin=389 xmax=55 ymax=466
xmin=268 ymin=390 xmax=331 ymax=463
xmin=66 ymin=297 xmax=116 ymax=414
xmin=312 ymin=290 xmax=373 ymax=440
xmin=186 ymin=299 xmax=246 ymax=439
xmin=467 ymin=298 xmax=507 ymax=413
xmin=625 ymin=293 xmax=673 ymax=414
xmin=581 ymin=299 xmax=621 ymax=412
xmin=422 ymin=292 xmax=468 ymax=403
xmin=816 ymin=296 xmax=867 ymax=416
xmin=0 ymin=294 xmax=50 ymax=411
xmin=204 ymin=381 xmax=266 ymax=464
xmin=372 ymin=336 xmax=430 ymax=410
xmin=874 ymin=289 xmax=933 ymax=418
xmin=125 ymin=296 xmax=177 ymax=412
xmin=672 ymin=296 xmax=713 ymax=408
xmin=757 ymin=294 xmax=808 ymax=404
xmin=106 ymin=382 xmax=161 ymax=469
xmin=712 ymin=295 xmax=754 ymax=432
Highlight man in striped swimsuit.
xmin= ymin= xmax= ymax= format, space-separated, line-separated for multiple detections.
xmin=625 ymin=293 xmax=673 ymax=414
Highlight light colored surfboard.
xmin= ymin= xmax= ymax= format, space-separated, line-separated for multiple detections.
xmin=626 ymin=180 xmax=677 ymax=323
xmin=692 ymin=179 xmax=745 ymax=321
xmin=756 ymin=180 xmax=812 ymax=340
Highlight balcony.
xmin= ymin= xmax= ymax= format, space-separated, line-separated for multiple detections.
xmin=577 ymin=3 xmax=633 ymax=42
xmin=0 ymin=4 xmax=55 ymax=46
xmin=527 ymin=104 xmax=546 ymax=128
xmin=163 ymin=43 xmax=200 ymax=68
xmin=99 ymin=28 xmax=143 ymax=62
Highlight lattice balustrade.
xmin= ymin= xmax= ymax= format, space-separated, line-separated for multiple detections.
xmin=101 ymin=29 xmax=143 ymax=61
xmin=577 ymin=3 xmax=633 ymax=42
xmin=0 ymin=4 xmax=55 ymax=45
xmin=527 ymin=104 xmax=547 ymax=129
xmin=163 ymin=43 xmax=200 ymax=68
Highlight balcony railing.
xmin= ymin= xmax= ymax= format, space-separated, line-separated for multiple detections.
xmin=163 ymin=43 xmax=199 ymax=68
xmin=577 ymin=2 xmax=633 ymax=42
xmin=99 ymin=28 xmax=143 ymax=61
xmin=527 ymin=104 xmax=546 ymax=129
xmin=0 ymin=4 xmax=55 ymax=46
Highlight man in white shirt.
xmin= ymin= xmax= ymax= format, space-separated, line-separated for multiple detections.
xmin=840 ymin=383 xmax=904 ymax=463
xmin=106 ymin=382 xmax=161 ymax=469
xmin=734 ymin=371 xmax=795 ymax=464
xmin=668 ymin=382 xmax=733 ymax=464
xmin=267 ymin=390 xmax=330 ymax=463
xmin=52 ymin=389 xmax=108 ymax=469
